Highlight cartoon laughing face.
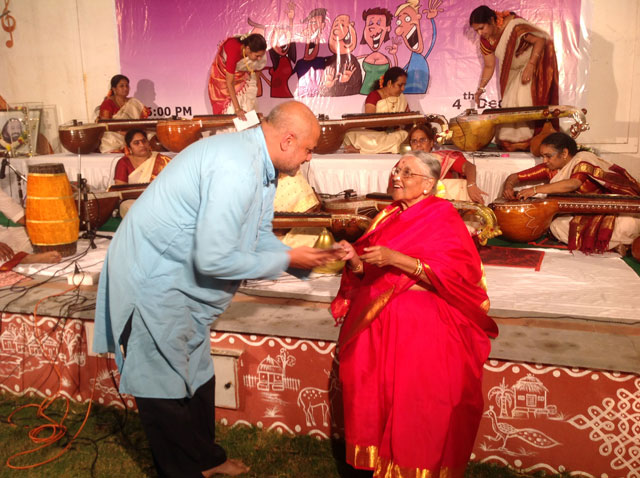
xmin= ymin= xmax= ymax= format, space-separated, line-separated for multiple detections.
xmin=394 ymin=3 xmax=424 ymax=54
xmin=362 ymin=12 xmax=391 ymax=52
xmin=328 ymin=14 xmax=357 ymax=56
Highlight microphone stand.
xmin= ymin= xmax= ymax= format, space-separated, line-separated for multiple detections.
xmin=0 ymin=153 xmax=26 ymax=206
xmin=76 ymin=151 xmax=111 ymax=249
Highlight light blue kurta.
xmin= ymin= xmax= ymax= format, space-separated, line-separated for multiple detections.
xmin=93 ymin=127 xmax=290 ymax=399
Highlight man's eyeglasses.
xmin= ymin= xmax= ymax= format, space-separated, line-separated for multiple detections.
xmin=391 ymin=167 xmax=432 ymax=180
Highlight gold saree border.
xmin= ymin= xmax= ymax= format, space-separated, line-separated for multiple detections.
xmin=345 ymin=442 xmax=465 ymax=478
xmin=339 ymin=286 xmax=395 ymax=348
xmin=368 ymin=206 xmax=401 ymax=235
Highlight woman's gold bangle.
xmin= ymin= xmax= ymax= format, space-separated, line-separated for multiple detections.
xmin=350 ymin=262 xmax=363 ymax=273
xmin=413 ymin=258 xmax=423 ymax=277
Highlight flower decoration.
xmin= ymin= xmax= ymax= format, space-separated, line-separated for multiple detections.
xmin=436 ymin=129 xmax=453 ymax=144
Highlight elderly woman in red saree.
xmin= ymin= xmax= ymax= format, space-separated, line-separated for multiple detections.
xmin=208 ymin=33 xmax=267 ymax=121
xmin=503 ymin=132 xmax=640 ymax=253
xmin=470 ymin=6 xmax=559 ymax=151
xmin=332 ymin=151 xmax=498 ymax=477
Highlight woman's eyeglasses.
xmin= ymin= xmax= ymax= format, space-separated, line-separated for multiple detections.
xmin=409 ymin=137 xmax=431 ymax=146
xmin=391 ymin=167 xmax=432 ymax=180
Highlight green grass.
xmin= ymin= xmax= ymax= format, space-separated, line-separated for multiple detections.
xmin=0 ymin=391 xmax=571 ymax=478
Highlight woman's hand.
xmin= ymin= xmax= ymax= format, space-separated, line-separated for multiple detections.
xmin=360 ymin=245 xmax=397 ymax=268
xmin=467 ymin=184 xmax=488 ymax=204
xmin=334 ymin=240 xmax=356 ymax=261
xmin=475 ymin=88 xmax=485 ymax=107
xmin=235 ymin=108 xmax=247 ymax=121
xmin=516 ymin=187 xmax=537 ymax=200
xmin=334 ymin=240 xmax=364 ymax=272
xmin=502 ymin=184 xmax=517 ymax=200
xmin=521 ymin=63 xmax=535 ymax=84
xmin=0 ymin=242 xmax=14 ymax=262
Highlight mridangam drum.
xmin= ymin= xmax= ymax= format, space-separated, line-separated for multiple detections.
xmin=26 ymin=163 xmax=79 ymax=256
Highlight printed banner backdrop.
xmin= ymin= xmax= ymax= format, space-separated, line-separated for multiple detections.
xmin=116 ymin=0 xmax=586 ymax=121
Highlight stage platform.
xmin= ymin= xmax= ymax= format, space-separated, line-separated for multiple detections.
xmin=1 ymin=236 xmax=639 ymax=476
xmin=0 ymin=149 xmax=539 ymax=204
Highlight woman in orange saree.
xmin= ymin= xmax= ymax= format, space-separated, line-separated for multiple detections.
xmin=332 ymin=151 xmax=498 ymax=478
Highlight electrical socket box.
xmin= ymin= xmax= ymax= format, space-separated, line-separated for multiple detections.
xmin=211 ymin=348 xmax=242 ymax=409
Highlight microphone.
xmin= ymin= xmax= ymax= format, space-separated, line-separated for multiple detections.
xmin=0 ymin=158 xmax=8 ymax=180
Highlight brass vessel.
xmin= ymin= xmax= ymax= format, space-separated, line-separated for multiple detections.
xmin=312 ymin=228 xmax=345 ymax=274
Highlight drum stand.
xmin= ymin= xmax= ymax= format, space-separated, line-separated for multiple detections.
xmin=0 ymin=152 xmax=26 ymax=205
xmin=76 ymin=172 xmax=111 ymax=249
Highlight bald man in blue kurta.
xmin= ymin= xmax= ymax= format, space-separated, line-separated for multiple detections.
xmin=93 ymin=101 xmax=333 ymax=477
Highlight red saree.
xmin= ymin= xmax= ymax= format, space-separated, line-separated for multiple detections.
xmin=208 ymin=38 xmax=251 ymax=114
xmin=332 ymin=196 xmax=498 ymax=478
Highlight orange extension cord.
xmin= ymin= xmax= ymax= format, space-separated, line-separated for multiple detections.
xmin=5 ymin=283 xmax=98 ymax=470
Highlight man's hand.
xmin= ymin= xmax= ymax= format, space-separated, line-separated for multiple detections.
xmin=288 ymin=246 xmax=343 ymax=269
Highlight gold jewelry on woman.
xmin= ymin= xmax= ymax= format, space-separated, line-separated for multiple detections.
xmin=350 ymin=262 xmax=363 ymax=273
xmin=241 ymin=47 xmax=255 ymax=75
xmin=533 ymin=186 xmax=537 ymax=194
xmin=467 ymin=182 xmax=476 ymax=188
xmin=413 ymin=258 xmax=423 ymax=277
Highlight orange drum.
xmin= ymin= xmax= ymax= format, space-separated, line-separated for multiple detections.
xmin=25 ymin=163 xmax=79 ymax=256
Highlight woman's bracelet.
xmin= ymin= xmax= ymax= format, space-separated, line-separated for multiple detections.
xmin=466 ymin=182 xmax=476 ymax=188
xmin=412 ymin=258 xmax=423 ymax=277
xmin=477 ymin=87 xmax=486 ymax=93
xmin=350 ymin=262 xmax=363 ymax=273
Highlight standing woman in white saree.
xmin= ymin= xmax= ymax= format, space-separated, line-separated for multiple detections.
xmin=469 ymin=6 xmax=559 ymax=151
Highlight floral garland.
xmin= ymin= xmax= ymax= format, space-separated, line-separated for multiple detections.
xmin=241 ymin=47 xmax=255 ymax=75
xmin=495 ymin=10 xmax=511 ymax=28
xmin=0 ymin=133 xmax=25 ymax=152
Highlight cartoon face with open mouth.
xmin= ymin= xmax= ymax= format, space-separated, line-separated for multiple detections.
xmin=394 ymin=5 xmax=423 ymax=53
xmin=302 ymin=14 xmax=326 ymax=60
xmin=328 ymin=14 xmax=357 ymax=55
xmin=363 ymin=13 xmax=390 ymax=52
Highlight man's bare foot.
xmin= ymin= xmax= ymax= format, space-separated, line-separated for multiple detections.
xmin=20 ymin=251 xmax=62 ymax=264
xmin=202 ymin=458 xmax=250 ymax=477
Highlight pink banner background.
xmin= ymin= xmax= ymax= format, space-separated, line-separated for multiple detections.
xmin=116 ymin=0 xmax=585 ymax=120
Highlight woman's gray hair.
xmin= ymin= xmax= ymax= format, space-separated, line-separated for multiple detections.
xmin=400 ymin=151 xmax=441 ymax=194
